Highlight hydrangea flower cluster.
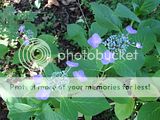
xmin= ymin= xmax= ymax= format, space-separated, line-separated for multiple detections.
xmin=102 ymin=34 xmax=130 ymax=53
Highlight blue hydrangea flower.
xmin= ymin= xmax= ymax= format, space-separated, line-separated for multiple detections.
xmin=73 ymin=70 xmax=87 ymax=82
xmin=18 ymin=25 xmax=25 ymax=33
xmin=36 ymin=89 xmax=50 ymax=100
xmin=23 ymin=40 xmax=30 ymax=46
xmin=33 ymin=74 xmax=43 ymax=85
xmin=87 ymin=33 xmax=102 ymax=48
xmin=101 ymin=50 xmax=115 ymax=65
xmin=66 ymin=61 xmax=79 ymax=67
xmin=126 ymin=25 xmax=137 ymax=34
xmin=102 ymin=34 xmax=130 ymax=53
xmin=136 ymin=42 xmax=143 ymax=49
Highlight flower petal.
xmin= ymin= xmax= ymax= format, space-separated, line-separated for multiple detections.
xmin=126 ymin=25 xmax=137 ymax=34
xmin=73 ymin=70 xmax=87 ymax=82
xmin=36 ymin=89 xmax=50 ymax=100
xmin=66 ymin=61 xmax=79 ymax=67
xmin=101 ymin=50 xmax=115 ymax=65
xmin=87 ymin=33 xmax=102 ymax=48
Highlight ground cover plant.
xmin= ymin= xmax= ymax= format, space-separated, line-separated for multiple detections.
xmin=0 ymin=0 xmax=160 ymax=120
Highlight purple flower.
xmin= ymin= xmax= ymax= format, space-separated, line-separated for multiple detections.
xmin=73 ymin=70 xmax=87 ymax=82
xmin=36 ymin=89 xmax=50 ymax=100
xmin=18 ymin=25 xmax=25 ymax=33
xmin=32 ymin=74 xmax=43 ymax=85
xmin=23 ymin=40 xmax=30 ymax=46
xmin=101 ymin=50 xmax=115 ymax=65
xmin=87 ymin=33 xmax=102 ymax=48
xmin=136 ymin=42 xmax=143 ymax=49
xmin=66 ymin=61 xmax=79 ymax=67
xmin=126 ymin=25 xmax=137 ymax=34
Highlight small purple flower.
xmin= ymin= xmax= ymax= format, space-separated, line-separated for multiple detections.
xmin=73 ymin=70 xmax=87 ymax=82
xmin=23 ymin=40 xmax=30 ymax=46
xmin=136 ymin=42 xmax=143 ymax=49
xmin=18 ymin=25 xmax=25 ymax=33
xmin=87 ymin=33 xmax=102 ymax=48
xmin=126 ymin=25 xmax=137 ymax=34
xmin=32 ymin=74 xmax=43 ymax=85
xmin=36 ymin=89 xmax=50 ymax=100
xmin=66 ymin=61 xmax=79 ymax=67
xmin=101 ymin=50 xmax=115 ymax=65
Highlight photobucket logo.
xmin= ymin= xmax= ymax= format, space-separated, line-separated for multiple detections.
xmin=18 ymin=38 xmax=51 ymax=70
xmin=57 ymin=49 xmax=138 ymax=62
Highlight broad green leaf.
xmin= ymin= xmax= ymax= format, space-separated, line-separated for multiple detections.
xmin=0 ymin=44 xmax=8 ymax=58
xmin=44 ymin=62 xmax=61 ymax=77
xmin=154 ymin=70 xmax=160 ymax=77
xmin=136 ymin=27 xmax=156 ymax=54
xmin=67 ymin=24 xmax=87 ymax=47
xmin=38 ymin=103 xmax=65 ymax=120
xmin=114 ymin=61 xmax=136 ymax=76
xmin=8 ymin=103 xmax=34 ymax=120
xmin=72 ymin=97 xmax=110 ymax=116
xmin=60 ymin=98 xmax=78 ymax=120
xmin=110 ymin=97 xmax=133 ymax=104
xmin=144 ymin=56 xmax=160 ymax=68
xmin=24 ymin=22 xmax=37 ymax=38
xmin=91 ymin=2 xmax=122 ymax=32
xmin=38 ymin=34 xmax=58 ymax=58
xmin=89 ymin=22 xmax=108 ymax=37
xmin=115 ymin=98 xmax=135 ymax=120
xmin=132 ymin=0 xmax=159 ymax=14
xmin=139 ymin=19 xmax=160 ymax=35
xmin=115 ymin=3 xmax=140 ymax=22
xmin=113 ymin=49 xmax=144 ymax=77
xmin=138 ymin=102 xmax=160 ymax=120
xmin=14 ymin=103 xmax=33 ymax=112
xmin=155 ymin=42 xmax=160 ymax=55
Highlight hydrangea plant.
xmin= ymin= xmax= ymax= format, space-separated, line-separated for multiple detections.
xmin=0 ymin=0 xmax=160 ymax=120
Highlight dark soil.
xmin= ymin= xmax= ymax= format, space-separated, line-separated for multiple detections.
xmin=0 ymin=98 xmax=8 ymax=120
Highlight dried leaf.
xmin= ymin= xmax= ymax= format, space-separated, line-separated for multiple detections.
xmin=44 ymin=0 xmax=59 ymax=7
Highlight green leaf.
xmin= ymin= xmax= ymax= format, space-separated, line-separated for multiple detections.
xmin=133 ymin=0 xmax=160 ymax=14
xmin=24 ymin=22 xmax=37 ymax=38
xmin=38 ymin=103 xmax=65 ymax=120
xmin=44 ymin=62 xmax=61 ymax=77
xmin=155 ymin=42 xmax=160 ymax=55
xmin=138 ymin=102 xmax=160 ymax=120
xmin=8 ymin=103 xmax=34 ymax=120
xmin=38 ymin=34 xmax=58 ymax=58
xmin=114 ymin=49 xmax=144 ymax=77
xmin=91 ymin=2 xmax=122 ymax=32
xmin=115 ymin=99 xmax=135 ymax=120
xmin=154 ymin=70 xmax=160 ymax=77
xmin=0 ymin=44 xmax=8 ymax=59
xmin=136 ymin=27 xmax=156 ymax=54
xmin=14 ymin=103 xmax=33 ymax=112
xmin=139 ymin=19 xmax=160 ymax=35
xmin=115 ymin=3 xmax=140 ymax=22
xmin=89 ymin=22 xmax=108 ymax=37
xmin=67 ymin=24 xmax=87 ymax=47
xmin=72 ymin=97 xmax=110 ymax=116
xmin=114 ymin=61 xmax=136 ymax=76
xmin=60 ymin=98 xmax=78 ymax=120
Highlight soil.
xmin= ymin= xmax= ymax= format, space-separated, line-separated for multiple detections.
xmin=0 ymin=98 xmax=8 ymax=120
